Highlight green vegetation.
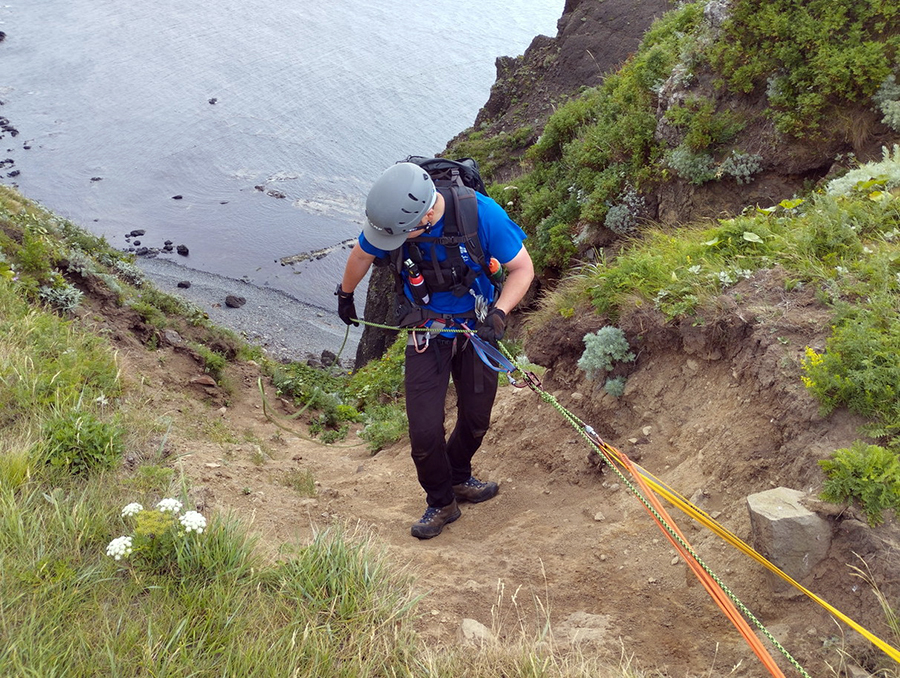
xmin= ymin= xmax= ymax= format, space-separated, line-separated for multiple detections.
xmin=270 ymin=333 xmax=407 ymax=450
xmin=4 ymin=0 xmax=900 ymax=669
xmin=577 ymin=327 xmax=636 ymax=398
xmin=819 ymin=442 xmax=900 ymax=526
xmin=448 ymin=2 xmax=711 ymax=272
xmin=446 ymin=0 xmax=899 ymax=275
xmin=709 ymin=0 xmax=900 ymax=136
xmin=1 ymin=481 xmax=422 ymax=676
xmin=535 ymin=153 xmax=900 ymax=458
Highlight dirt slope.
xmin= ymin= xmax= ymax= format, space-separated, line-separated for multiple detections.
xmin=99 ymin=265 xmax=900 ymax=678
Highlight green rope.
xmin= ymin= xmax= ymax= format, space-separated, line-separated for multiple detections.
xmin=345 ymin=319 xmax=810 ymax=675
xmin=492 ymin=343 xmax=810 ymax=678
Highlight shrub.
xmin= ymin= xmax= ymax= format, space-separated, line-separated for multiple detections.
xmin=604 ymin=185 xmax=645 ymax=236
xmin=190 ymin=342 xmax=227 ymax=381
xmin=665 ymin=146 xmax=717 ymax=185
xmin=708 ymin=0 xmax=900 ymax=136
xmin=604 ymin=376 xmax=628 ymax=397
xmin=345 ymin=334 xmax=406 ymax=409
xmin=112 ymin=259 xmax=146 ymax=286
xmin=359 ymin=404 xmax=408 ymax=453
xmin=800 ymin=308 xmax=900 ymax=442
xmin=826 ymin=145 xmax=900 ymax=196
xmin=663 ymin=96 xmax=744 ymax=151
xmin=874 ymin=73 xmax=900 ymax=132
xmin=38 ymin=282 xmax=84 ymax=313
xmin=819 ymin=442 xmax=900 ymax=526
xmin=718 ymin=151 xmax=763 ymax=184
xmin=578 ymin=327 xmax=635 ymax=380
xmin=40 ymin=409 xmax=124 ymax=475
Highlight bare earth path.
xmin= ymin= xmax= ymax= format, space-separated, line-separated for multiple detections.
xmin=113 ymin=270 xmax=900 ymax=677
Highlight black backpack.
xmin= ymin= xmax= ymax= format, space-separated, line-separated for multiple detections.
xmin=403 ymin=156 xmax=488 ymax=195
xmin=389 ymin=156 xmax=498 ymax=326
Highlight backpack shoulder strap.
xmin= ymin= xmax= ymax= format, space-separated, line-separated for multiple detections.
xmin=442 ymin=184 xmax=487 ymax=272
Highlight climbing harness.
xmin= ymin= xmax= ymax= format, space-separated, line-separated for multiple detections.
xmin=337 ymin=317 xmax=900 ymax=676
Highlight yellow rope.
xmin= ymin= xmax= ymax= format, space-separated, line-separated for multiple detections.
xmin=350 ymin=319 xmax=900 ymax=666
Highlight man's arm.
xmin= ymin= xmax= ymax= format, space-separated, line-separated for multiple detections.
xmin=340 ymin=243 xmax=377 ymax=294
xmin=493 ymin=246 xmax=534 ymax=315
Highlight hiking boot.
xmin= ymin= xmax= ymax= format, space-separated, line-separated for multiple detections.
xmin=452 ymin=477 xmax=499 ymax=504
xmin=410 ymin=500 xmax=461 ymax=539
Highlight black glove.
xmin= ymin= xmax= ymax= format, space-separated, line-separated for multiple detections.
xmin=476 ymin=307 xmax=506 ymax=342
xmin=335 ymin=284 xmax=359 ymax=326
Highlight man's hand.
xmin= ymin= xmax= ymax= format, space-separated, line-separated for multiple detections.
xmin=476 ymin=307 xmax=506 ymax=342
xmin=335 ymin=284 xmax=359 ymax=326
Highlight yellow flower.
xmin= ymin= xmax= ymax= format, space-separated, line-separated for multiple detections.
xmin=800 ymin=346 xmax=823 ymax=389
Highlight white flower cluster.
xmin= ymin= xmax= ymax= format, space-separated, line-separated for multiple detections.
xmin=121 ymin=502 xmax=143 ymax=517
xmin=106 ymin=536 xmax=133 ymax=560
xmin=156 ymin=498 xmax=183 ymax=513
xmin=179 ymin=511 xmax=207 ymax=534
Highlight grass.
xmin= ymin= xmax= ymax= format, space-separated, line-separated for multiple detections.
xmin=1 ymin=471 xmax=657 ymax=677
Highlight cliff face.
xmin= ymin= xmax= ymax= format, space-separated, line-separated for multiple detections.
xmin=447 ymin=0 xmax=675 ymax=182
xmin=464 ymin=0 xmax=898 ymax=222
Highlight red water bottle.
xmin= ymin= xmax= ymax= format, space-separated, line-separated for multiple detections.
xmin=405 ymin=258 xmax=430 ymax=305
xmin=489 ymin=257 xmax=504 ymax=283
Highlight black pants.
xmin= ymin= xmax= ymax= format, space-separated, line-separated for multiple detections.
xmin=404 ymin=335 xmax=498 ymax=508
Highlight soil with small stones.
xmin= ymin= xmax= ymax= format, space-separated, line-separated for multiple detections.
xmin=78 ymin=264 xmax=900 ymax=678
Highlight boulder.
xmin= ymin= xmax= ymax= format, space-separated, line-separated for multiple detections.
xmin=747 ymin=487 xmax=831 ymax=595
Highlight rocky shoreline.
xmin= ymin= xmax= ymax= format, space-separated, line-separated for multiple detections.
xmin=136 ymin=257 xmax=360 ymax=366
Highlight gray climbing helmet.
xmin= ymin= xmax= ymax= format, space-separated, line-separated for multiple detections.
xmin=363 ymin=162 xmax=437 ymax=250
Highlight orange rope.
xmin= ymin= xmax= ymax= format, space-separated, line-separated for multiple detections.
xmin=605 ymin=444 xmax=788 ymax=678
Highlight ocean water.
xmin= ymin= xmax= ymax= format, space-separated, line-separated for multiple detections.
xmin=0 ymin=0 xmax=563 ymax=315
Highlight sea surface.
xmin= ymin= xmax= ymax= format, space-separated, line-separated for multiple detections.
xmin=0 ymin=0 xmax=563 ymax=325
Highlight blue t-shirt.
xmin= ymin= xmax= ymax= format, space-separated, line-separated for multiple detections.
xmin=359 ymin=192 xmax=527 ymax=317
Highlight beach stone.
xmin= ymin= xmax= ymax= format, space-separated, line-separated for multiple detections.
xmin=320 ymin=349 xmax=337 ymax=367
xmin=164 ymin=329 xmax=184 ymax=345
xmin=129 ymin=229 xmax=145 ymax=237
xmin=225 ymin=295 xmax=246 ymax=308
xmin=176 ymin=244 xmax=189 ymax=256
xmin=177 ymin=280 xmax=191 ymax=289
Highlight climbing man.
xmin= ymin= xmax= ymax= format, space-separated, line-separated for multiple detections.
xmin=336 ymin=161 xmax=534 ymax=539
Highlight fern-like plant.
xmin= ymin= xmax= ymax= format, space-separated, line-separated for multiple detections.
xmin=819 ymin=441 xmax=900 ymax=526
